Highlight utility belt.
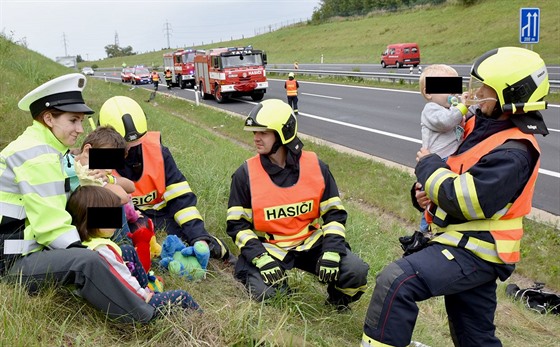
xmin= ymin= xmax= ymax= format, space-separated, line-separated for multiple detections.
xmin=0 ymin=219 xmax=26 ymax=275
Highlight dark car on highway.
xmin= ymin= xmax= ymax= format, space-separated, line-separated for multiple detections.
xmin=130 ymin=67 xmax=151 ymax=85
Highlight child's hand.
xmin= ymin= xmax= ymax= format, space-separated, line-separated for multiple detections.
xmin=145 ymin=290 xmax=154 ymax=303
xmin=416 ymin=148 xmax=431 ymax=162
xmin=87 ymin=169 xmax=111 ymax=182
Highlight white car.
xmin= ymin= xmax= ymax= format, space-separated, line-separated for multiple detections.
xmin=82 ymin=67 xmax=94 ymax=76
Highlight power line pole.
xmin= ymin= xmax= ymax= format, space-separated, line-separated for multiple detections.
xmin=163 ymin=20 xmax=172 ymax=49
xmin=62 ymin=32 xmax=68 ymax=56
xmin=114 ymin=31 xmax=120 ymax=46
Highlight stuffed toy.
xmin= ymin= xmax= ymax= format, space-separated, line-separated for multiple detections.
xmin=147 ymin=271 xmax=164 ymax=293
xmin=127 ymin=218 xmax=162 ymax=272
xmin=159 ymin=235 xmax=209 ymax=281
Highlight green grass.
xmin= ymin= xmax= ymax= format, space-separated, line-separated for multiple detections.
xmin=81 ymin=0 xmax=559 ymax=68
xmin=2 ymin=4 xmax=560 ymax=345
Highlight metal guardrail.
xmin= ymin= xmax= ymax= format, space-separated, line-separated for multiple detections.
xmin=94 ymin=67 xmax=560 ymax=90
xmin=267 ymin=68 xmax=560 ymax=90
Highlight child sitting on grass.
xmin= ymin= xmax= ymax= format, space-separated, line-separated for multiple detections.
xmin=66 ymin=185 xmax=200 ymax=314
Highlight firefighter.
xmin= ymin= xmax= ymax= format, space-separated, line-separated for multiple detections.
xmin=226 ymin=99 xmax=369 ymax=308
xmin=0 ymin=74 xmax=155 ymax=323
xmin=362 ymin=47 xmax=549 ymax=347
xmin=164 ymin=69 xmax=173 ymax=90
xmin=284 ymin=72 xmax=299 ymax=115
xmin=151 ymin=69 xmax=160 ymax=91
xmin=98 ymin=96 xmax=235 ymax=265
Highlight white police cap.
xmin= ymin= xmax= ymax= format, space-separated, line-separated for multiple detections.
xmin=18 ymin=73 xmax=94 ymax=118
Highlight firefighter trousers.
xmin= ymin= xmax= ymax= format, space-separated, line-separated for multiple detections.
xmin=5 ymin=248 xmax=155 ymax=323
xmin=287 ymin=95 xmax=299 ymax=114
xmin=362 ymin=243 xmax=514 ymax=347
xmin=235 ymin=244 xmax=369 ymax=305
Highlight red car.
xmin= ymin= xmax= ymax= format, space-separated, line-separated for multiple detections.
xmin=130 ymin=67 xmax=151 ymax=85
xmin=121 ymin=67 xmax=133 ymax=83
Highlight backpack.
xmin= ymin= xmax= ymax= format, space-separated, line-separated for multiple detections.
xmin=506 ymin=282 xmax=560 ymax=315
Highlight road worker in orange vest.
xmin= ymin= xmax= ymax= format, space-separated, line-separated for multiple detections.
xmin=150 ymin=69 xmax=159 ymax=91
xmin=284 ymin=72 xmax=299 ymax=115
xmin=164 ymin=69 xmax=172 ymax=90
xmin=226 ymin=99 xmax=369 ymax=309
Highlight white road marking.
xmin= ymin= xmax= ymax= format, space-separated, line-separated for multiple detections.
xmin=301 ymin=92 xmax=342 ymax=100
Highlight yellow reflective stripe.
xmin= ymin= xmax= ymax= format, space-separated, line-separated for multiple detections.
xmin=263 ymin=243 xmax=288 ymax=261
xmin=454 ymin=173 xmax=484 ymax=219
xmin=322 ymin=221 xmax=345 ymax=238
xmin=163 ymin=181 xmax=192 ymax=202
xmin=235 ymin=229 xmax=258 ymax=249
xmin=174 ymin=206 xmax=202 ymax=225
xmin=293 ymin=228 xmax=323 ymax=252
xmin=499 ymin=239 xmax=521 ymax=253
xmin=434 ymin=206 xmax=447 ymax=220
xmin=335 ymin=283 xmax=367 ymax=297
xmin=491 ymin=203 xmax=512 ymax=219
xmin=438 ymin=218 xmax=523 ymax=232
xmin=425 ymin=168 xmax=457 ymax=205
xmin=151 ymin=199 xmax=167 ymax=210
xmin=226 ymin=206 xmax=253 ymax=222
xmin=431 ymin=231 xmax=502 ymax=263
xmin=361 ymin=333 xmax=395 ymax=347
xmin=319 ymin=197 xmax=345 ymax=215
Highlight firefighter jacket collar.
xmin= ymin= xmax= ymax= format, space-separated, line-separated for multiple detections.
xmin=510 ymin=111 xmax=549 ymax=136
xmin=114 ymin=131 xmax=165 ymax=207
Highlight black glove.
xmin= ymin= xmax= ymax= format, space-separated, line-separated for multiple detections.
xmin=253 ymin=253 xmax=284 ymax=285
xmin=399 ymin=231 xmax=430 ymax=256
xmin=316 ymin=251 xmax=341 ymax=283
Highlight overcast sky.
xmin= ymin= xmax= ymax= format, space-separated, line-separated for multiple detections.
xmin=1 ymin=0 xmax=320 ymax=61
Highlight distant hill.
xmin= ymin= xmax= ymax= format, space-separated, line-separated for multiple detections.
xmin=86 ymin=0 xmax=559 ymax=68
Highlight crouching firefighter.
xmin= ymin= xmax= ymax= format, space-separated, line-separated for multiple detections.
xmin=226 ymin=99 xmax=369 ymax=310
xmin=362 ymin=46 xmax=550 ymax=346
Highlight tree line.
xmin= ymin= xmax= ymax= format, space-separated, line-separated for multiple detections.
xmin=311 ymin=0 xmax=478 ymax=22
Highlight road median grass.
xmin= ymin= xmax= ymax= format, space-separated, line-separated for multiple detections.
xmin=1 ymin=37 xmax=559 ymax=346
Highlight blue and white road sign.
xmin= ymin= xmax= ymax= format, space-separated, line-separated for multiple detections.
xmin=520 ymin=8 xmax=540 ymax=43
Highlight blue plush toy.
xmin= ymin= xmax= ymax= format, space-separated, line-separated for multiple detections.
xmin=159 ymin=235 xmax=209 ymax=281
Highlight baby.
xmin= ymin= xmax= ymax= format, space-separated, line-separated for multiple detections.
xmin=417 ymin=64 xmax=469 ymax=233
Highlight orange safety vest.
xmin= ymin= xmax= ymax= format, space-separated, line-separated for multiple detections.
xmin=247 ymin=151 xmax=325 ymax=246
xmin=114 ymin=131 xmax=166 ymax=207
xmin=151 ymin=72 xmax=159 ymax=81
xmin=428 ymin=116 xmax=541 ymax=263
xmin=286 ymin=80 xmax=298 ymax=96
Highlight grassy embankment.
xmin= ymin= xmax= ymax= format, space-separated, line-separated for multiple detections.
xmin=2 ymin=3 xmax=560 ymax=345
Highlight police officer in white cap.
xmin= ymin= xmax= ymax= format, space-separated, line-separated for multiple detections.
xmin=0 ymin=73 xmax=155 ymax=323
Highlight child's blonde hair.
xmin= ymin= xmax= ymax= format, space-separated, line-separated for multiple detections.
xmin=419 ymin=64 xmax=459 ymax=98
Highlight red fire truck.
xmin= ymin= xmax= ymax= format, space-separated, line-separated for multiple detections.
xmin=194 ymin=46 xmax=268 ymax=103
xmin=163 ymin=48 xmax=197 ymax=88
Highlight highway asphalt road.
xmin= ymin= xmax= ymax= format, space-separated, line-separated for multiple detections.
xmin=96 ymin=74 xmax=560 ymax=216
